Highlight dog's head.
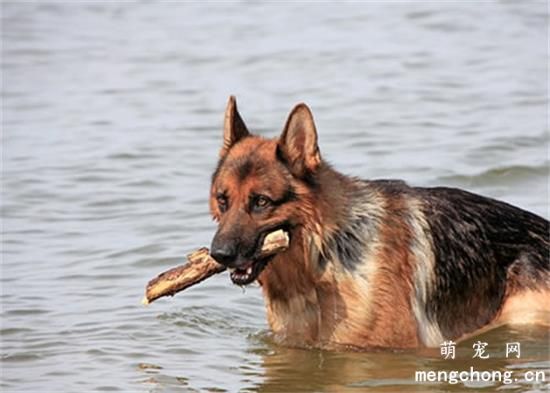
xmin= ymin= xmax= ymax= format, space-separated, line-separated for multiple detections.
xmin=209 ymin=96 xmax=322 ymax=285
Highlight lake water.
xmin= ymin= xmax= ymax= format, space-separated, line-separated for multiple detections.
xmin=2 ymin=2 xmax=548 ymax=392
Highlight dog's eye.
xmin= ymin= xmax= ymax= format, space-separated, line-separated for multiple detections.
xmin=216 ymin=194 xmax=228 ymax=213
xmin=253 ymin=195 xmax=272 ymax=210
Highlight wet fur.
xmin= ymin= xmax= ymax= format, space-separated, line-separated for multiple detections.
xmin=210 ymin=97 xmax=550 ymax=349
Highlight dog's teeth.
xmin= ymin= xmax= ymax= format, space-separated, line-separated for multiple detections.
xmin=246 ymin=267 xmax=252 ymax=275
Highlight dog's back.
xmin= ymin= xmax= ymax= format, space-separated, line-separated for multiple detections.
xmin=370 ymin=181 xmax=550 ymax=346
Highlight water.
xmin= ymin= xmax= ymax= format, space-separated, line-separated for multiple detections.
xmin=2 ymin=2 xmax=548 ymax=392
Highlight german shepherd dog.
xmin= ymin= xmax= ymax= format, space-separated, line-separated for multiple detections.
xmin=209 ymin=96 xmax=550 ymax=350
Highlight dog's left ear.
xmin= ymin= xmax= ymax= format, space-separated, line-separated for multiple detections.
xmin=277 ymin=103 xmax=321 ymax=177
xmin=220 ymin=95 xmax=250 ymax=158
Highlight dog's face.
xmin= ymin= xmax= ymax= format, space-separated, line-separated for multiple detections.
xmin=209 ymin=97 xmax=321 ymax=285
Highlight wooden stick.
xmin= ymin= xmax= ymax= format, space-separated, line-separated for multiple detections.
xmin=142 ymin=229 xmax=289 ymax=305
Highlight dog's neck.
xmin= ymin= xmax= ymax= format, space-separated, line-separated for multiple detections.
xmin=256 ymin=169 xmax=420 ymax=349
xmin=259 ymin=165 xmax=376 ymax=294
xmin=257 ymin=166 xmax=383 ymax=347
xmin=257 ymin=228 xmax=329 ymax=347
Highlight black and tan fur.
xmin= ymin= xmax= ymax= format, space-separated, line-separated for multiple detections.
xmin=209 ymin=96 xmax=550 ymax=350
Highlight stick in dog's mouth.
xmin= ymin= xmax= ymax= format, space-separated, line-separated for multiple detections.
xmin=228 ymin=229 xmax=290 ymax=285
xmin=142 ymin=229 xmax=289 ymax=305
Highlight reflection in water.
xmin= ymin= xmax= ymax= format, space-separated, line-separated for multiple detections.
xmin=255 ymin=326 xmax=549 ymax=393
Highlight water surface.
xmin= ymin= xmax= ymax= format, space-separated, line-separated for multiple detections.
xmin=2 ymin=2 xmax=548 ymax=392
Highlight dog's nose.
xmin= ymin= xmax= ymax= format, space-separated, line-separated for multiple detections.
xmin=210 ymin=243 xmax=237 ymax=266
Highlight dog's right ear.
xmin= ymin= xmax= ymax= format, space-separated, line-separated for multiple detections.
xmin=220 ymin=95 xmax=250 ymax=158
xmin=277 ymin=103 xmax=321 ymax=178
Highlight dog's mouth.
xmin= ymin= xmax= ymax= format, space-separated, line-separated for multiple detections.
xmin=228 ymin=256 xmax=273 ymax=286
xmin=228 ymin=227 xmax=290 ymax=286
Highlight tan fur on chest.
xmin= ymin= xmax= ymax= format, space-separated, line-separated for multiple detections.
xmin=263 ymin=273 xmax=419 ymax=349
xmin=260 ymin=216 xmax=420 ymax=349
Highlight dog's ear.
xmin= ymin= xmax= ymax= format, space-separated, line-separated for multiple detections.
xmin=220 ymin=95 xmax=249 ymax=158
xmin=277 ymin=103 xmax=321 ymax=177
